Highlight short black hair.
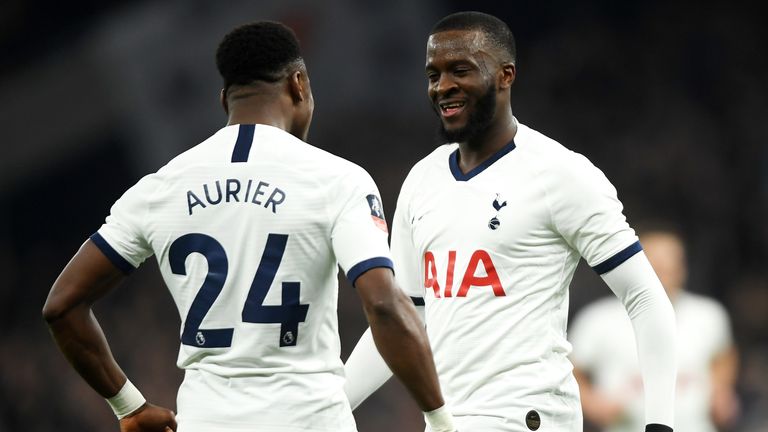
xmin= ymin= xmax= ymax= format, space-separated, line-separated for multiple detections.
xmin=430 ymin=11 xmax=516 ymax=64
xmin=216 ymin=21 xmax=303 ymax=90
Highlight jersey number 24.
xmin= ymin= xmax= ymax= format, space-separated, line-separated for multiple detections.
xmin=169 ymin=233 xmax=308 ymax=348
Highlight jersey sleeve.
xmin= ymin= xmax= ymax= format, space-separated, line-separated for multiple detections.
xmin=390 ymin=181 xmax=422 ymax=299
xmin=546 ymin=153 xmax=640 ymax=274
xmin=330 ymin=167 xmax=393 ymax=287
xmin=91 ymin=175 xmax=156 ymax=273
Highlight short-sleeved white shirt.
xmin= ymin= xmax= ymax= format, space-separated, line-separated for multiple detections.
xmin=391 ymin=121 xmax=638 ymax=430
xmin=93 ymin=124 xmax=392 ymax=432
xmin=569 ymin=291 xmax=732 ymax=432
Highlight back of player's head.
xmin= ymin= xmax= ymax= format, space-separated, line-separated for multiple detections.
xmin=430 ymin=11 xmax=516 ymax=64
xmin=216 ymin=21 xmax=304 ymax=91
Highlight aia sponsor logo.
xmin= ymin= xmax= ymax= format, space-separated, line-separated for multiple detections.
xmin=424 ymin=249 xmax=505 ymax=297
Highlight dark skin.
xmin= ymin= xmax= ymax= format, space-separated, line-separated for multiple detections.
xmin=43 ymin=63 xmax=446 ymax=430
xmin=43 ymin=242 xmax=177 ymax=432
xmin=426 ymin=30 xmax=517 ymax=173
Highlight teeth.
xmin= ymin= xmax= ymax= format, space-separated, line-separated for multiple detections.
xmin=440 ymin=102 xmax=465 ymax=109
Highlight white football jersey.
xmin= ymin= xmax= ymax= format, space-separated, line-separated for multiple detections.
xmin=391 ymin=121 xmax=638 ymax=430
xmin=570 ymin=291 xmax=732 ymax=432
xmin=93 ymin=124 xmax=392 ymax=432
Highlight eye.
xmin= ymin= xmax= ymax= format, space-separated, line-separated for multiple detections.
xmin=426 ymin=71 xmax=439 ymax=83
xmin=453 ymin=67 xmax=471 ymax=77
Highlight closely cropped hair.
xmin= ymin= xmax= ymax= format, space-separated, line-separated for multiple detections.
xmin=431 ymin=11 xmax=516 ymax=64
xmin=216 ymin=21 xmax=303 ymax=90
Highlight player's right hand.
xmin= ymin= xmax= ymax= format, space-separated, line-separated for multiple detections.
xmin=119 ymin=403 xmax=177 ymax=432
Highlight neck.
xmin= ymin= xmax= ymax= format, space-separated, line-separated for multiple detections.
xmin=457 ymin=110 xmax=517 ymax=173
xmin=226 ymin=99 xmax=290 ymax=131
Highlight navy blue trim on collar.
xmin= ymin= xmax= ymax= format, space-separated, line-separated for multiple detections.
xmin=231 ymin=124 xmax=255 ymax=162
xmin=449 ymin=140 xmax=516 ymax=181
xmin=592 ymin=241 xmax=643 ymax=275
xmin=347 ymin=257 xmax=394 ymax=287
xmin=90 ymin=233 xmax=136 ymax=275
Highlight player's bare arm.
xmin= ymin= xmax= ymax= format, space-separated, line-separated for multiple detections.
xmin=354 ymin=267 xmax=455 ymax=432
xmin=43 ymin=240 xmax=176 ymax=431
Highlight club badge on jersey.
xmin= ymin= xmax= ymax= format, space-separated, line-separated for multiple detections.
xmin=366 ymin=194 xmax=388 ymax=233
xmin=488 ymin=193 xmax=507 ymax=230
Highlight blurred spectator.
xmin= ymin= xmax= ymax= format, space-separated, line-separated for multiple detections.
xmin=569 ymin=225 xmax=739 ymax=432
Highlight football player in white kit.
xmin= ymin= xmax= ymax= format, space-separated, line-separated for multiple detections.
xmin=43 ymin=22 xmax=456 ymax=432
xmin=570 ymin=227 xmax=739 ymax=432
xmin=344 ymin=12 xmax=677 ymax=432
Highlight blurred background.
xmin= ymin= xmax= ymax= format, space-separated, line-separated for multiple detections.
xmin=1 ymin=0 xmax=766 ymax=431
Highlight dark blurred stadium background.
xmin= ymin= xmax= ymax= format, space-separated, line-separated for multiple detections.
xmin=1 ymin=1 xmax=766 ymax=431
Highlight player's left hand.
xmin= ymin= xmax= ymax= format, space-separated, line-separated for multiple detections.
xmin=119 ymin=403 xmax=177 ymax=432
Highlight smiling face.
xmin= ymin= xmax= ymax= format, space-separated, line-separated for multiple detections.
xmin=426 ymin=30 xmax=513 ymax=144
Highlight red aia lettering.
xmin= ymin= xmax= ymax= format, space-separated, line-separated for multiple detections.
xmin=444 ymin=250 xmax=456 ymax=297
xmin=456 ymin=250 xmax=504 ymax=297
xmin=424 ymin=251 xmax=441 ymax=298
xmin=423 ymin=250 xmax=505 ymax=298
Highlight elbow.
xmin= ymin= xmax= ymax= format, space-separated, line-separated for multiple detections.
xmin=364 ymin=291 xmax=417 ymax=329
xmin=365 ymin=297 xmax=400 ymax=321
xmin=42 ymin=297 xmax=66 ymax=324
xmin=42 ymin=284 xmax=81 ymax=324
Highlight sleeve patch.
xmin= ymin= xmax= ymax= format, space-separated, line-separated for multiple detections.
xmin=366 ymin=194 xmax=388 ymax=233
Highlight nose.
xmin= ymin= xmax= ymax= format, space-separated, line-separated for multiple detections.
xmin=432 ymin=73 xmax=458 ymax=98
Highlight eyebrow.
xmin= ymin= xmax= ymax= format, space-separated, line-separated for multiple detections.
xmin=425 ymin=58 xmax=476 ymax=71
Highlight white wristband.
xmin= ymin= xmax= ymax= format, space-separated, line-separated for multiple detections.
xmin=424 ymin=404 xmax=456 ymax=432
xmin=106 ymin=379 xmax=146 ymax=419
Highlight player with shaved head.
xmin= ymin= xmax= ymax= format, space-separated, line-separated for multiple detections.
xmin=345 ymin=11 xmax=677 ymax=432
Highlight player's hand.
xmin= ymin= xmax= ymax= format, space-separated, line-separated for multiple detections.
xmin=119 ymin=403 xmax=177 ymax=432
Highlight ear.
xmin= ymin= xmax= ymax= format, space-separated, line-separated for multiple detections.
xmin=498 ymin=63 xmax=516 ymax=89
xmin=220 ymin=88 xmax=229 ymax=115
xmin=288 ymin=71 xmax=307 ymax=104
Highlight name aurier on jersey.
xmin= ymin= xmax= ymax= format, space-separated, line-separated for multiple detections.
xmin=186 ymin=178 xmax=286 ymax=216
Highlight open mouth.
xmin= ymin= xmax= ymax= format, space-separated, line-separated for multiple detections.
xmin=439 ymin=100 xmax=466 ymax=118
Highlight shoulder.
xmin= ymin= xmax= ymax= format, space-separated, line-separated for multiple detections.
xmin=159 ymin=126 xmax=239 ymax=173
xmin=515 ymin=122 xmax=602 ymax=179
xmin=400 ymin=144 xmax=455 ymax=191
xmin=515 ymin=123 xmax=619 ymax=213
xmin=115 ymin=172 xmax=165 ymax=206
xmin=410 ymin=144 xmax=455 ymax=174
xmin=262 ymin=126 xmax=373 ymax=180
